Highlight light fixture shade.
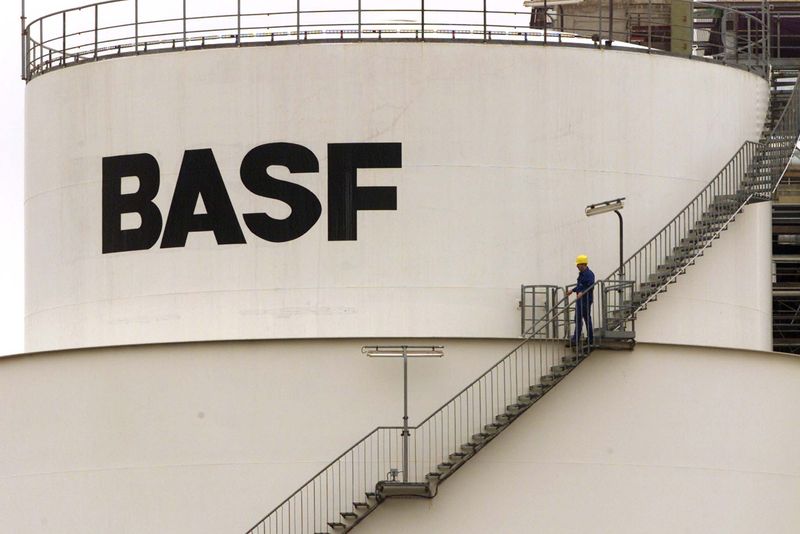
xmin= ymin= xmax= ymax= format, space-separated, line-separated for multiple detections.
xmin=585 ymin=197 xmax=625 ymax=216
xmin=362 ymin=345 xmax=445 ymax=358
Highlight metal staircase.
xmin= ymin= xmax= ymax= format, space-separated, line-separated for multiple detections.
xmin=245 ymin=72 xmax=800 ymax=534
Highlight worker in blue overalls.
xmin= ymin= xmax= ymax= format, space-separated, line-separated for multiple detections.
xmin=567 ymin=254 xmax=595 ymax=349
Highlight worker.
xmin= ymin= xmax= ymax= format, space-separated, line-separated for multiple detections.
xmin=566 ymin=254 xmax=595 ymax=348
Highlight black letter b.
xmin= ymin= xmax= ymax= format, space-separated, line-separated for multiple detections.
xmin=102 ymin=154 xmax=163 ymax=254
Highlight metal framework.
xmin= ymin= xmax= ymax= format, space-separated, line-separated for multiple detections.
xmin=20 ymin=0 xmax=773 ymax=81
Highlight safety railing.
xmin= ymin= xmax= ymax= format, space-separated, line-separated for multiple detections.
xmin=248 ymin=276 xmax=632 ymax=533
xmin=22 ymin=0 xmax=771 ymax=81
xmin=767 ymin=73 xmax=800 ymax=195
xmin=520 ymin=279 xmax=634 ymax=338
xmin=248 ymin=426 xmax=404 ymax=534
xmin=603 ymin=73 xmax=800 ymax=318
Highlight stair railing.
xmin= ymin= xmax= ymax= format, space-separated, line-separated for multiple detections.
xmin=247 ymin=67 xmax=800 ymax=534
xmin=602 ymin=141 xmax=759 ymax=314
xmin=247 ymin=426 xmax=403 ymax=534
xmin=606 ymin=74 xmax=800 ymax=316
xmin=248 ymin=73 xmax=800 ymax=529
xmin=768 ymin=74 xmax=800 ymax=195
xmin=247 ymin=277 xmax=632 ymax=534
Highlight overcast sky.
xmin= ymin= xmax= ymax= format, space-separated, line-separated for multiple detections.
xmin=0 ymin=1 xmax=88 ymax=356
xmin=0 ymin=2 xmax=28 ymax=356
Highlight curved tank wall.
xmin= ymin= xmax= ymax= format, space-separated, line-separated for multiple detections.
xmin=360 ymin=344 xmax=800 ymax=534
xmin=0 ymin=342 xmax=797 ymax=533
xmin=24 ymin=43 xmax=769 ymax=352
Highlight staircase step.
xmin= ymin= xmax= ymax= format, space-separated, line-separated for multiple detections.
xmin=449 ymin=451 xmax=468 ymax=462
xmin=437 ymin=462 xmax=455 ymax=471
xmin=484 ymin=422 xmax=504 ymax=433
xmin=471 ymin=432 xmax=491 ymax=442
xmin=340 ymin=512 xmax=358 ymax=520
xmin=328 ymin=522 xmax=347 ymax=529
xmin=530 ymin=383 xmax=549 ymax=395
xmin=495 ymin=412 xmax=515 ymax=423
xmin=352 ymin=501 xmax=370 ymax=510
xmin=506 ymin=403 xmax=529 ymax=414
xmin=540 ymin=374 xmax=561 ymax=385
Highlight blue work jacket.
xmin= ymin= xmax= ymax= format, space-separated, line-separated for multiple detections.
xmin=574 ymin=267 xmax=595 ymax=304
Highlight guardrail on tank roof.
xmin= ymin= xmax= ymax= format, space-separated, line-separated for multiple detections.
xmin=21 ymin=0 xmax=773 ymax=81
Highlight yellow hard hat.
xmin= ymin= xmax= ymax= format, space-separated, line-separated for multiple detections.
xmin=576 ymin=254 xmax=588 ymax=265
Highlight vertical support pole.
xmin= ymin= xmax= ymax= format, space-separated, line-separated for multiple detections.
xmin=777 ymin=17 xmax=782 ymax=59
xmin=237 ymin=0 xmax=241 ymax=45
xmin=183 ymin=0 xmax=186 ymax=48
xmin=616 ymin=210 xmax=624 ymax=279
xmin=764 ymin=0 xmax=769 ymax=68
xmin=421 ymin=0 xmax=425 ymax=40
xmin=20 ymin=0 xmax=26 ymax=80
xmin=597 ymin=0 xmax=602 ymax=44
xmin=690 ymin=0 xmax=694 ymax=56
xmin=608 ymin=0 xmax=614 ymax=44
xmin=483 ymin=0 xmax=487 ymax=41
xmin=297 ymin=0 xmax=301 ymax=42
xmin=647 ymin=0 xmax=652 ymax=51
xmin=134 ymin=0 xmax=139 ymax=54
xmin=19 ymin=0 xmax=30 ymax=81
xmin=62 ymin=11 xmax=67 ymax=65
xmin=402 ymin=346 xmax=409 ymax=483
xmin=94 ymin=5 xmax=98 ymax=60
xmin=543 ymin=0 xmax=548 ymax=44
xmin=358 ymin=0 xmax=361 ymax=39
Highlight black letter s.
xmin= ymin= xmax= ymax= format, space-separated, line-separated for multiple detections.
xmin=240 ymin=143 xmax=322 ymax=243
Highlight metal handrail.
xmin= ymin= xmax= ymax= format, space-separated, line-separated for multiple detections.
xmin=247 ymin=276 xmax=628 ymax=533
xmin=607 ymin=73 xmax=800 ymax=317
xmin=22 ymin=0 xmax=772 ymax=81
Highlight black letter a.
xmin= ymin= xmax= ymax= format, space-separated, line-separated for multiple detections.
xmin=161 ymin=149 xmax=246 ymax=248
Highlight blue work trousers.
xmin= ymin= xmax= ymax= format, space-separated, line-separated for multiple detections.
xmin=571 ymin=299 xmax=594 ymax=346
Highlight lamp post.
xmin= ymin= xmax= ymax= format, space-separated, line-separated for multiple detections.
xmin=585 ymin=197 xmax=625 ymax=278
xmin=362 ymin=345 xmax=444 ymax=483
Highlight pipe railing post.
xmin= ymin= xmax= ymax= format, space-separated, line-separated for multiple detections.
xmin=62 ymin=11 xmax=67 ymax=65
xmin=297 ymin=0 xmax=301 ymax=42
xmin=182 ymin=0 xmax=186 ymax=48
xmin=20 ymin=0 xmax=26 ymax=80
xmin=237 ymin=0 xmax=241 ymax=45
xmin=483 ymin=0 xmax=487 ymax=41
xmin=544 ymin=0 xmax=548 ymax=44
xmin=94 ymin=4 xmax=98 ymax=60
xmin=421 ymin=0 xmax=425 ymax=40
xmin=358 ymin=0 xmax=361 ymax=39
xmin=134 ymin=0 xmax=139 ymax=54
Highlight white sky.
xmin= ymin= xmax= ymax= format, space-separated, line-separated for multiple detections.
xmin=0 ymin=1 xmax=527 ymax=357
xmin=0 ymin=1 xmax=93 ymax=356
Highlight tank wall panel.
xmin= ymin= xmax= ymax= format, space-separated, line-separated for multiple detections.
xmin=24 ymin=43 xmax=768 ymax=351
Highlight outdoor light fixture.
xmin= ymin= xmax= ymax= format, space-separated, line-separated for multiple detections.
xmin=362 ymin=345 xmax=444 ymax=483
xmin=585 ymin=197 xmax=626 ymax=277
xmin=585 ymin=197 xmax=625 ymax=217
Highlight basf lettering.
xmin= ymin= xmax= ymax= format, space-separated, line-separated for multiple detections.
xmin=102 ymin=142 xmax=401 ymax=254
